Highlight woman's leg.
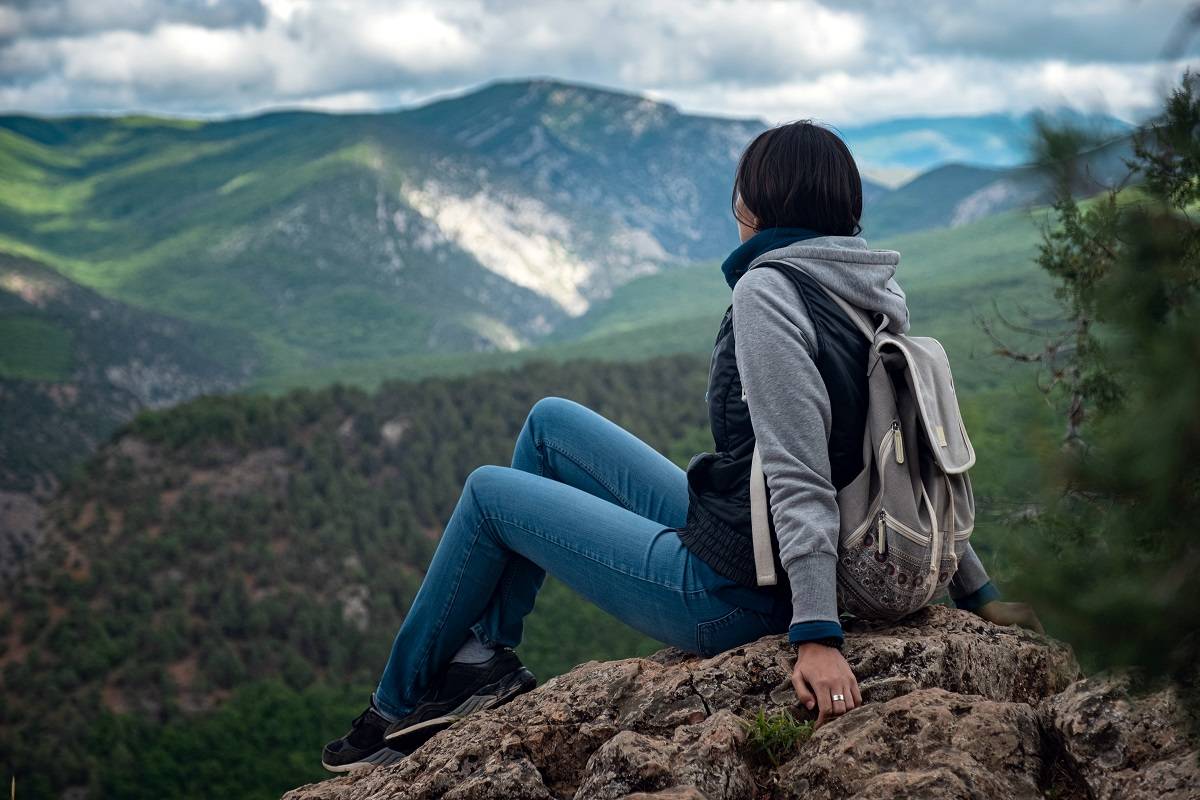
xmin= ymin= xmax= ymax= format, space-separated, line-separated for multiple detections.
xmin=472 ymin=396 xmax=691 ymax=647
xmin=372 ymin=463 xmax=771 ymax=720
xmin=510 ymin=396 xmax=690 ymax=525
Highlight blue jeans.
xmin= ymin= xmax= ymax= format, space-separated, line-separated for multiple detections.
xmin=373 ymin=396 xmax=790 ymax=718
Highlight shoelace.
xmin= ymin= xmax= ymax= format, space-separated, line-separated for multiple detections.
xmin=351 ymin=707 xmax=387 ymax=734
xmin=343 ymin=707 xmax=387 ymax=748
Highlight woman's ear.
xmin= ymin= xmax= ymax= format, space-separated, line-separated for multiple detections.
xmin=734 ymin=195 xmax=758 ymax=242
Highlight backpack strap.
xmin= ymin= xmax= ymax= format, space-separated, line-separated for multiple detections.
xmin=750 ymin=441 xmax=777 ymax=586
xmin=824 ymin=290 xmax=886 ymax=342
xmin=755 ymin=259 xmax=886 ymax=342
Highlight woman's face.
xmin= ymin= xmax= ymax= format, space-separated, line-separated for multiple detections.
xmin=734 ymin=194 xmax=757 ymax=243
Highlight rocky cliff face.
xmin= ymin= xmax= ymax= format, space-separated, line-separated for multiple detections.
xmin=282 ymin=606 xmax=1198 ymax=800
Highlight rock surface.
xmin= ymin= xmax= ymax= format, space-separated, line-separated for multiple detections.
xmin=777 ymin=688 xmax=1046 ymax=799
xmin=283 ymin=606 xmax=1198 ymax=800
xmin=1042 ymin=674 xmax=1200 ymax=799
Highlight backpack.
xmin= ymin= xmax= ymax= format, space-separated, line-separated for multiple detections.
xmin=748 ymin=269 xmax=977 ymax=621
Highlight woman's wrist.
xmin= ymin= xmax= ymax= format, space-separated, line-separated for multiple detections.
xmin=797 ymin=636 xmax=843 ymax=651
xmin=787 ymin=619 xmax=844 ymax=646
xmin=954 ymin=580 xmax=1001 ymax=613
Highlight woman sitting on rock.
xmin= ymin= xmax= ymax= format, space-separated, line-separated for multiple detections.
xmin=321 ymin=120 xmax=1042 ymax=772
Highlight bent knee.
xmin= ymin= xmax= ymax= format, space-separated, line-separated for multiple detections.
xmin=463 ymin=464 xmax=520 ymax=506
xmin=527 ymin=395 xmax=577 ymax=429
xmin=465 ymin=463 xmax=510 ymax=490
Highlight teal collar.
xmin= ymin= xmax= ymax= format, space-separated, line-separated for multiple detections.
xmin=721 ymin=227 xmax=823 ymax=289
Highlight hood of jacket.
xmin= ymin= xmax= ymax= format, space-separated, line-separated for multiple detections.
xmin=747 ymin=235 xmax=910 ymax=334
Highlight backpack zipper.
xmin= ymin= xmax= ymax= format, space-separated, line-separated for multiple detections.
xmin=877 ymin=510 xmax=931 ymax=546
xmin=891 ymin=421 xmax=905 ymax=464
xmin=921 ymin=490 xmax=942 ymax=604
xmin=878 ymin=424 xmax=895 ymax=462
xmin=874 ymin=429 xmax=896 ymax=556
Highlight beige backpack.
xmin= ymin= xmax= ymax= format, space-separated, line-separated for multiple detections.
xmin=750 ymin=274 xmax=977 ymax=621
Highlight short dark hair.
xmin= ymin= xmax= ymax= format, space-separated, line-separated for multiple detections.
xmin=732 ymin=120 xmax=863 ymax=236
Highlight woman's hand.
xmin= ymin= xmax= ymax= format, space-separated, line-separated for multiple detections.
xmin=791 ymin=642 xmax=861 ymax=728
xmin=976 ymin=600 xmax=1045 ymax=634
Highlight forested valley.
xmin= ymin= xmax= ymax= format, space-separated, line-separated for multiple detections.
xmin=0 ymin=354 xmax=712 ymax=799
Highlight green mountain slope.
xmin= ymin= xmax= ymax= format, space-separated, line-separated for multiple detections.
xmin=862 ymin=163 xmax=1007 ymax=238
xmin=0 ymin=252 xmax=256 ymax=494
xmin=251 ymin=204 xmax=1065 ymax=577
xmin=254 ymin=203 xmax=1054 ymax=397
xmin=0 ymin=112 xmax=558 ymax=366
xmin=0 ymin=80 xmax=776 ymax=377
xmin=863 ymin=136 xmax=1134 ymax=240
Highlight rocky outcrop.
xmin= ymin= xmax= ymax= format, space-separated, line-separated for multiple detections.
xmin=776 ymin=688 xmax=1047 ymax=799
xmin=1042 ymin=674 xmax=1199 ymax=799
xmin=283 ymin=606 xmax=1198 ymax=800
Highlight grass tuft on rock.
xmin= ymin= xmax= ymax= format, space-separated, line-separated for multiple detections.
xmin=740 ymin=708 xmax=814 ymax=767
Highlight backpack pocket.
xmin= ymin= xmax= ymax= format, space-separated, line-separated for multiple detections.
xmin=881 ymin=334 xmax=976 ymax=474
xmin=837 ymin=514 xmax=935 ymax=621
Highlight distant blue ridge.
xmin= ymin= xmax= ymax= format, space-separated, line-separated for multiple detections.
xmin=839 ymin=109 xmax=1134 ymax=175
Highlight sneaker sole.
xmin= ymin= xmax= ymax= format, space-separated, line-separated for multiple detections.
xmin=384 ymin=667 xmax=536 ymax=744
xmin=321 ymin=745 xmax=407 ymax=773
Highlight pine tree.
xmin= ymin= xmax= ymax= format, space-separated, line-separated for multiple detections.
xmin=1003 ymin=72 xmax=1200 ymax=706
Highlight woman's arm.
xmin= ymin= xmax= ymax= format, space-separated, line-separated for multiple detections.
xmin=732 ymin=267 xmax=841 ymax=644
xmin=953 ymin=544 xmax=1042 ymax=632
xmin=732 ymin=267 xmax=860 ymax=725
xmin=949 ymin=544 xmax=999 ymax=609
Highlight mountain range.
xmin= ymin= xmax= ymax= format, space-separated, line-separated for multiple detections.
xmin=0 ymin=78 xmax=1132 ymax=356
xmin=0 ymin=78 xmax=1133 ymax=499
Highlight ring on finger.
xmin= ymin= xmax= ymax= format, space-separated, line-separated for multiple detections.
xmin=831 ymin=693 xmax=845 ymax=702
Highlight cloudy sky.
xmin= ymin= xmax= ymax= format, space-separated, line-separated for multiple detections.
xmin=1 ymin=0 xmax=1197 ymax=125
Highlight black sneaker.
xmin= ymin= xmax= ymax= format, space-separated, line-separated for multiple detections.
xmin=383 ymin=648 xmax=536 ymax=748
xmin=321 ymin=705 xmax=407 ymax=773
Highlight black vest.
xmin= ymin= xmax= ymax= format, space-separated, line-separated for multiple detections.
xmin=677 ymin=261 xmax=871 ymax=587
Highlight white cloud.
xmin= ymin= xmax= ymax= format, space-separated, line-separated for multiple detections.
xmin=0 ymin=0 xmax=267 ymax=39
xmin=659 ymin=55 xmax=1193 ymax=124
xmin=351 ymin=6 xmax=479 ymax=73
xmin=0 ymin=0 xmax=1195 ymax=122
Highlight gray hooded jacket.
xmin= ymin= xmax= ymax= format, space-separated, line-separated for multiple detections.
xmin=733 ymin=236 xmax=992 ymax=631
